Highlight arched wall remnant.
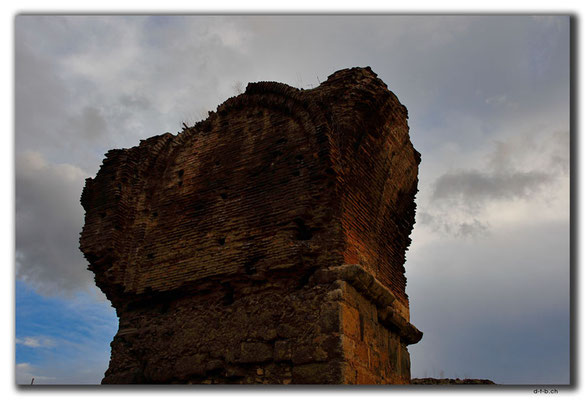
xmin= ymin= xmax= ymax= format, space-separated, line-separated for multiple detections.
xmin=80 ymin=67 xmax=422 ymax=384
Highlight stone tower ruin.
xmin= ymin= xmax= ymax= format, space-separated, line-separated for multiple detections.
xmin=80 ymin=67 xmax=422 ymax=384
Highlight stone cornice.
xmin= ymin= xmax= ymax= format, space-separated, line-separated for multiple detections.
xmin=311 ymin=264 xmax=422 ymax=345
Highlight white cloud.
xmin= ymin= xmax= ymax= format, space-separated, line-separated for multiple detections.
xmin=15 ymin=336 xmax=56 ymax=348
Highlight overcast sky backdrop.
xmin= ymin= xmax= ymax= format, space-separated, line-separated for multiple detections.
xmin=14 ymin=15 xmax=569 ymax=385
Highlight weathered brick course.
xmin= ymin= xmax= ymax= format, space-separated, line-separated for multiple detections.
xmin=80 ymin=67 xmax=422 ymax=384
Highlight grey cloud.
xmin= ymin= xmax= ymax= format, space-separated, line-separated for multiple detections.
xmin=15 ymin=35 xmax=73 ymax=151
xmin=15 ymin=16 xmax=259 ymax=174
xmin=487 ymin=139 xmax=520 ymax=173
xmin=432 ymin=169 xmax=554 ymax=204
xmin=487 ymin=129 xmax=570 ymax=175
xmin=416 ymin=211 xmax=435 ymax=226
xmin=15 ymin=24 xmax=108 ymax=174
xmin=15 ymin=151 xmax=94 ymax=296
xmin=546 ymin=130 xmax=570 ymax=175
xmin=118 ymin=94 xmax=152 ymax=110
xmin=15 ymin=15 xmax=570 ymax=171
xmin=69 ymin=106 xmax=108 ymax=140
xmin=456 ymin=219 xmax=489 ymax=237
xmin=417 ymin=211 xmax=490 ymax=238
xmin=420 ymin=127 xmax=568 ymax=237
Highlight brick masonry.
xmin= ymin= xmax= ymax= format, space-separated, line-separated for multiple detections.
xmin=80 ymin=67 xmax=422 ymax=384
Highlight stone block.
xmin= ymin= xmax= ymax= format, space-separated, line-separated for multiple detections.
xmin=340 ymin=303 xmax=361 ymax=340
xmin=318 ymin=302 xmax=340 ymax=333
xmin=173 ymin=354 xmax=207 ymax=379
xmin=274 ymin=340 xmax=291 ymax=361
xmin=292 ymin=342 xmax=327 ymax=364
xmin=292 ymin=362 xmax=340 ymax=384
xmin=239 ymin=342 xmax=273 ymax=364
xmin=356 ymin=365 xmax=377 ymax=385
xmin=276 ymin=323 xmax=301 ymax=339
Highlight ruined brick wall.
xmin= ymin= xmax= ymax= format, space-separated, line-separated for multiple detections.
xmin=80 ymin=67 xmax=421 ymax=384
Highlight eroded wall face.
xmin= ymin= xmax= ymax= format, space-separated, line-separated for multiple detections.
xmin=104 ymin=282 xmax=344 ymax=384
xmin=80 ymin=84 xmax=342 ymax=308
xmin=317 ymin=71 xmax=419 ymax=308
xmin=80 ymin=67 xmax=422 ymax=384
xmin=104 ymin=267 xmax=419 ymax=384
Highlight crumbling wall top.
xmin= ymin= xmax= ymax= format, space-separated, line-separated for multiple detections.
xmin=80 ymin=67 xmax=419 ymax=310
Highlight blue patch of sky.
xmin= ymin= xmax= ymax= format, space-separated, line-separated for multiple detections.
xmin=15 ymin=280 xmax=118 ymax=373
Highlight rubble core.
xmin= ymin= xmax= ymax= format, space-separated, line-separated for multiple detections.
xmin=80 ymin=67 xmax=422 ymax=384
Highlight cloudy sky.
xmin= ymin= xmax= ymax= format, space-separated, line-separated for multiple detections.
xmin=14 ymin=15 xmax=570 ymax=385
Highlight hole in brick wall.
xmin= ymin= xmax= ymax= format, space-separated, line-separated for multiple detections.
xmin=160 ymin=302 xmax=170 ymax=314
xmin=177 ymin=169 xmax=184 ymax=178
xmin=295 ymin=154 xmax=304 ymax=161
xmin=215 ymin=160 xmax=221 ymax=166
xmin=114 ymin=225 xmax=122 ymax=231
xmin=309 ymin=173 xmax=326 ymax=182
xmin=325 ymin=167 xmax=335 ymax=175
xmin=147 ymin=253 xmax=155 ymax=260
xmin=316 ymin=131 xmax=328 ymax=144
xmin=296 ymin=265 xmax=319 ymax=289
xmin=218 ymin=237 xmax=226 ymax=246
xmin=178 ymin=181 xmax=183 ymax=187
xmin=276 ymin=138 xmax=287 ymax=145
xmin=220 ymin=193 xmax=227 ymax=200
xmin=222 ymin=283 xmax=234 ymax=306
xmin=292 ymin=170 xmax=300 ymax=177
xmin=293 ymin=218 xmax=313 ymax=240
xmin=244 ymin=256 xmax=262 ymax=275
xmin=250 ymin=166 xmax=265 ymax=178
xmin=152 ymin=211 xmax=158 ymax=218
xmin=244 ymin=262 xmax=256 ymax=275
